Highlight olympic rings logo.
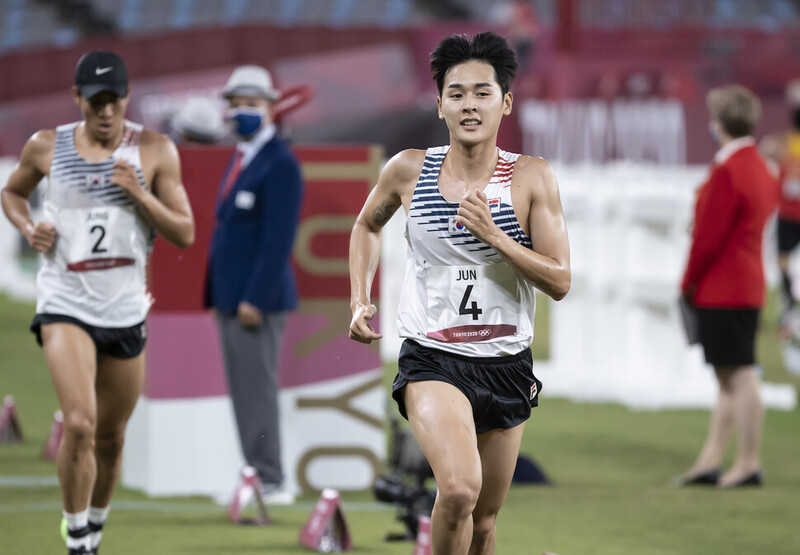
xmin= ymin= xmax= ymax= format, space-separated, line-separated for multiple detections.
xmin=478 ymin=329 xmax=491 ymax=337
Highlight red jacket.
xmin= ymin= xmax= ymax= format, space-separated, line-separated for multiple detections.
xmin=681 ymin=143 xmax=778 ymax=308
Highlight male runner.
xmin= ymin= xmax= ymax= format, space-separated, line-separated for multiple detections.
xmin=349 ymin=32 xmax=570 ymax=554
xmin=1 ymin=50 xmax=194 ymax=554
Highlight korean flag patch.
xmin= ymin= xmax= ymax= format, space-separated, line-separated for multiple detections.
xmin=86 ymin=173 xmax=104 ymax=190
xmin=448 ymin=216 xmax=466 ymax=235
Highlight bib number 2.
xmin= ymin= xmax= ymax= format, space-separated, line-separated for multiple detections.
xmin=60 ymin=207 xmax=138 ymax=272
xmin=90 ymin=225 xmax=108 ymax=253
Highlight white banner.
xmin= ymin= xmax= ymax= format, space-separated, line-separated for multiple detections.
xmin=521 ymin=99 xmax=687 ymax=165
xmin=123 ymin=369 xmax=385 ymax=499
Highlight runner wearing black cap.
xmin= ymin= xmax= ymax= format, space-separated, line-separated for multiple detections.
xmin=1 ymin=50 xmax=195 ymax=554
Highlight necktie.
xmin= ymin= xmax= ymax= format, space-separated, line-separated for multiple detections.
xmin=219 ymin=149 xmax=244 ymax=201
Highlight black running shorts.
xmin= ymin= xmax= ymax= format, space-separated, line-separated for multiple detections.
xmin=31 ymin=313 xmax=147 ymax=359
xmin=695 ymin=307 xmax=759 ymax=367
xmin=777 ymin=217 xmax=800 ymax=254
xmin=392 ymin=339 xmax=542 ymax=435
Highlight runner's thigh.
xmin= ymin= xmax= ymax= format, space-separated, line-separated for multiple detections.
xmin=404 ymin=380 xmax=481 ymax=483
xmin=41 ymin=323 xmax=98 ymax=417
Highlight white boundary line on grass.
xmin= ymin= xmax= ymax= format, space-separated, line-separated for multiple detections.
xmin=0 ymin=475 xmax=59 ymax=487
xmin=0 ymin=499 xmax=393 ymax=514
xmin=0 ymin=475 xmax=393 ymax=513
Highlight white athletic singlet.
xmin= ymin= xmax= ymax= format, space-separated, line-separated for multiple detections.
xmin=35 ymin=121 xmax=154 ymax=328
xmin=397 ymin=146 xmax=536 ymax=357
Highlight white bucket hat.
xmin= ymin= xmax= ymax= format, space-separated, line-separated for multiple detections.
xmin=222 ymin=65 xmax=280 ymax=101
xmin=172 ymin=97 xmax=226 ymax=142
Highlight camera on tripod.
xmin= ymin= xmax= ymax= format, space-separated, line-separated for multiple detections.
xmin=373 ymin=419 xmax=436 ymax=541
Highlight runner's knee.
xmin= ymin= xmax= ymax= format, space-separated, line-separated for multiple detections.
xmin=436 ymin=473 xmax=481 ymax=519
xmin=63 ymin=410 xmax=96 ymax=448
xmin=95 ymin=428 xmax=126 ymax=461
xmin=472 ymin=511 xmax=498 ymax=543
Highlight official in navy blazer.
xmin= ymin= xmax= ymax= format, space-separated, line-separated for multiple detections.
xmin=205 ymin=65 xmax=303 ymax=504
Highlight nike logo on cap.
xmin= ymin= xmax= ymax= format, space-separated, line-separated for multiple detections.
xmin=95 ymin=67 xmax=113 ymax=75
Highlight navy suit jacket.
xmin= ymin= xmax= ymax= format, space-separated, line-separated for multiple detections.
xmin=205 ymin=135 xmax=303 ymax=315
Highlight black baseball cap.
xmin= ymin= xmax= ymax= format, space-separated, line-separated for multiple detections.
xmin=74 ymin=50 xmax=129 ymax=99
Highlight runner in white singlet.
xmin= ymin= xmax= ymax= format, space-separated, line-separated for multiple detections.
xmin=37 ymin=120 xmax=154 ymax=328
xmin=349 ymin=33 xmax=570 ymax=555
xmin=1 ymin=51 xmax=194 ymax=555
xmin=398 ymin=145 xmax=536 ymax=357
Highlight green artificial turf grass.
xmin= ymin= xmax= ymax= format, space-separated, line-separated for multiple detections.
xmin=1 ymin=293 xmax=798 ymax=554
xmin=3 ymin=401 xmax=798 ymax=554
xmin=0 ymin=293 xmax=60 ymax=476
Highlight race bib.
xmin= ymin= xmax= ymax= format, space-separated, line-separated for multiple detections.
xmin=57 ymin=206 xmax=141 ymax=272
xmin=784 ymin=178 xmax=800 ymax=200
xmin=425 ymin=263 xmax=519 ymax=343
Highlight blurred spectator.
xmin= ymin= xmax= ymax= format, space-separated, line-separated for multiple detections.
xmin=656 ymin=70 xmax=700 ymax=102
xmin=760 ymin=79 xmax=800 ymax=331
xmin=204 ymin=65 xmax=303 ymax=505
xmin=624 ymin=71 xmax=654 ymax=99
xmin=596 ymin=70 xmax=624 ymax=100
xmin=677 ymin=85 xmax=778 ymax=488
xmin=171 ymin=96 xmax=226 ymax=145
xmin=504 ymin=1 xmax=541 ymax=75
xmin=491 ymin=0 xmax=542 ymax=96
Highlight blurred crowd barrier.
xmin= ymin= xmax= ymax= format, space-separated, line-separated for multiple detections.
xmin=380 ymin=162 xmax=797 ymax=411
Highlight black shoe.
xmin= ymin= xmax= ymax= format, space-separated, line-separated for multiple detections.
xmin=68 ymin=548 xmax=91 ymax=555
xmin=720 ymin=471 xmax=763 ymax=488
xmin=672 ymin=468 xmax=721 ymax=487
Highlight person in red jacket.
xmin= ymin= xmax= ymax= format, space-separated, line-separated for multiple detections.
xmin=678 ymin=85 xmax=778 ymax=488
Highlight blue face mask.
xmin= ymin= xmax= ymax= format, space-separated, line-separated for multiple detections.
xmin=227 ymin=106 xmax=266 ymax=138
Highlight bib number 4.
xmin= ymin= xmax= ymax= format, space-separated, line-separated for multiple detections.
xmin=458 ymin=285 xmax=483 ymax=321
xmin=425 ymin=263 xmax=519 ymax=343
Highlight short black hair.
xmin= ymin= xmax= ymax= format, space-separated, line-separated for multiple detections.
xmin=430 ymin=32 xmax=518 ymax=96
